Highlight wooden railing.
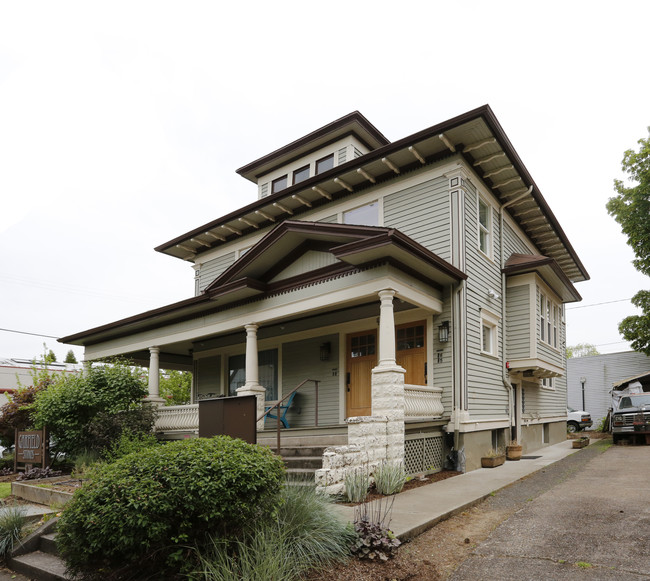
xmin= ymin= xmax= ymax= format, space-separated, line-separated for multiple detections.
xmin=155 ymin=404 xmax=199 ymax=432
xmin=259 ymin=379 xmax=320 ymax=453
xmin=404 ymin=385 xmax=444 ymax=419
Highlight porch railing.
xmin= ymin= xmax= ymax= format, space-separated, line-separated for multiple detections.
xmin=259 ymin=379 xmax=320 ymax=453
xmin=155 ymin=404 xmax=199 ymax=433
xmin=404 ymin=385 xmax=444 ymax=419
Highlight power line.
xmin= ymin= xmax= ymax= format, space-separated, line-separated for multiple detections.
xmin=567 ymin=298 xmax=633 ymax=310
xmin=0 ymin=327 xmax=59 ymax=340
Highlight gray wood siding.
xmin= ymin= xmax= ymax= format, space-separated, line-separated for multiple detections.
xmin=195 ymin=356 xmax=221 ymax=400
xmin=197 ymin=252 xmax=237 ymax=294
xmin=383 ymin=176 xmax=451 ymax=261
xmin=281 ymin=334 xmax=340 ymax=427
xmin=435 ymin=293 xmax=454 ymax=417
xmin=318 ymin=214 xmax=338 ymax=223
xmin=503 ymin=221 xmax=533 ymax=258
xmin=338 ymin=148 xmax=347 ymax=165
xmin=464 ymin=192 xmax=507 ymax=419
xmin=506 ymin=284 xmax=531 ymax=360
xmin=567 ymin=351 xmax=650 ymax=426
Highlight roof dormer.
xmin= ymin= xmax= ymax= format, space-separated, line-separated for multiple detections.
xmin=235 ymin=111 xmax=390 ymax=199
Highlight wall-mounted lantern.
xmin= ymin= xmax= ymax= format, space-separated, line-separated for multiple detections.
xmin=438 ymin=321 xmax=450 ymax=343
xmin=320 ymin=342 xmax=331 ymax=361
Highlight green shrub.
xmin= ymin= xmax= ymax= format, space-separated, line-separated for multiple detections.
xmin=0 ymin=505 xmax=27 ymax=557
xmin=102 ymin=430 xmax=160 ymax=463
xmin=57 ymin=436 xmax=285 ymax=578
xmin=373 ymin=461 xmax=407 ymax=495
xmin=196 ymin=481 xmax=354 ymax=580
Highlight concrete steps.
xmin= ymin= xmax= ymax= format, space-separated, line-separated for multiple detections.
xmin=258 ymin=433 xmax=347 ymax=483
xmin=8 ymin=518 xmax=71 ymax=581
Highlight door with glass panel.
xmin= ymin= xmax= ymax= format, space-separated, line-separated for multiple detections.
xmin=395 ymin=321 xmax=426 ymax=385
xmin=346 ymin=330 xmax=377 ymax=417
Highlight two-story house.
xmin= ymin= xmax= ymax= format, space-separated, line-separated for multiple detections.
xmin=61 ymin=105 xmax=588 ymax=489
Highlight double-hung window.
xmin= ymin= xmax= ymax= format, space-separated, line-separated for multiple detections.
xmin=540 ymin=292 xmax=559 ymax=348
xmin=480 ymin=310 xmax=499 ymax=357
xmin=478 ymin=198 xmax=491 ymax=256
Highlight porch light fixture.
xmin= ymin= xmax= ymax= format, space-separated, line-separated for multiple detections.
xmin=320 ymin=342 xmax=331 ymax=361
xmin=438 ymin=321 xmax=450 ymax=343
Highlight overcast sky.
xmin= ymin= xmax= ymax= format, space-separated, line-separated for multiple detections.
xmin=1 ymin=1 xmax=649 ymax=363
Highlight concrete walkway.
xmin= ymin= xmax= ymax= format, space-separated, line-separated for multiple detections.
xmin=334 ymin=439 xmax=581 ymax=540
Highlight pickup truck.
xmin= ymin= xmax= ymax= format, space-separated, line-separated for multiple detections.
xmin=612 ymin=393 xmax=650 ymax=444
xmin=567 ymin=407 xmax=592 ymax=433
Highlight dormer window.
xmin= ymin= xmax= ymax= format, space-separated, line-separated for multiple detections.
xmin=293 ymin=165 xmax=310 ymax=185
xmin=316 ymin=153 xmax=334 ymax=175
xmin=272 ymin=175 xmax=288 ymax=194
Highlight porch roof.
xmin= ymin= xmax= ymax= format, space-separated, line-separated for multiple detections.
xmin=503 ymin=253 xmax=582 ymax=303
xmin=155 ymin=105 xmax=589 ymax=284
xmin=60 ymin=223 xmax=462 ymax=350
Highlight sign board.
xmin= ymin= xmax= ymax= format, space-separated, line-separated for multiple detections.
xmin=14 ymin=429 xmax=49 ymax=471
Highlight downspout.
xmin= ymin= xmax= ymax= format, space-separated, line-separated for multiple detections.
xmin=452 ymin=280 xmax=465 ymax=451
xmin=499 ymin=186 xmax=533 ymax=443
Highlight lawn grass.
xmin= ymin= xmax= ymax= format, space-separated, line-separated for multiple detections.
xmin=0 ymin=483 xmax=11 ymax=499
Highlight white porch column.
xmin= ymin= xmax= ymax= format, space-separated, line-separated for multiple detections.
xmin=378 ymin=289 xmax=397 ymax=367
xmin=146 ymin=346 xmax=165 ymax=405
xmin=236 ymin=323 xmax=266 ymax=430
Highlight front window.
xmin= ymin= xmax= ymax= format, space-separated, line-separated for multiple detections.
xmin=343 ymin=201 xmax=379 ymax=226
xmin=316 ymin=153 xmax=334 ymax=175
xmin=478 ymin=198 xmax=491 ymax=256
xmin=272 ymin=175 xmax=288 ymax=194
xmin=228 ymin=349 xmax=278 ymax=400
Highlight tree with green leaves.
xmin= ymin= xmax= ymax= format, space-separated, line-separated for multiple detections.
xmin=159 ymin=369 xmax=191 ymax=406
xmin=64 ymin=350 xmax=78 ymax=364
xmin=607 ymin=128 xmax=650 ymax=356
xmin=566 ymin=343 xmax=600 ymax=359
xmin=33 ymin=360 xmax=153 ymax=457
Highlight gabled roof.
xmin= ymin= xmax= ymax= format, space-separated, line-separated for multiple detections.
xmin=155 ymin=105 xmax=589 ymax=284
xmin=503 ymin=253 xmax=582 ymax=303
xmin=205 ymin=220 xmax=466 ymax=297
xmin=60 ymin=222 xmax=464 ymax=347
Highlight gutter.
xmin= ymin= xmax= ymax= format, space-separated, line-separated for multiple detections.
xmin=500 ymin=185 xmax=533 ymax=443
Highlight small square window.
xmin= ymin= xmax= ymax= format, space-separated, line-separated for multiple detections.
xmin=480 ymin=309 xmax=499 ymax=357
xmin=316 ymin=154 xmax=334 ymax=175
xmin=293 ymin=165 xmax=310 ymax=185
xmin=272 ymin=175 xmax=288 ymax=194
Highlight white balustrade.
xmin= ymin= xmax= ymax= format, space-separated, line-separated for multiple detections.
xmin=404 ymin=385 xmax=444 ymax=419
xmin=155 ymin=404 xmax=199 ymax=432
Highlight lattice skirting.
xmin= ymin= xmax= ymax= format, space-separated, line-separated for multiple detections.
xmin=404 ymin=433 xmax=444 ymax=476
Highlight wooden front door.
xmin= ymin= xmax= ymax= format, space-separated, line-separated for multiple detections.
xmin=395 ymin=321 xmax=427 ymax=385
xmin=346 ymin=330 xmax=377 ymax=417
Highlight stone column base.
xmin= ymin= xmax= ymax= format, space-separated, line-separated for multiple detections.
xmin=236 ymin=384 xmax=266 ymax=431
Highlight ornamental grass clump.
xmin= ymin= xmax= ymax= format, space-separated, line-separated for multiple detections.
xmin=56 ymin=436 xmax=285 ymax=579
xmin=373 ymin=461 xmax=407 ymax=495
xmin=344 ymin=466 xmax=371 ymax=503
xmin=196 ymin=481 xmax=355 ymax=581
xmin=0 ymin=504 xmax=27 ymax=557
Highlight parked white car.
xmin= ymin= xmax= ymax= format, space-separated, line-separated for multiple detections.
xmin=567 ymin=407 xmax=592 ymax=433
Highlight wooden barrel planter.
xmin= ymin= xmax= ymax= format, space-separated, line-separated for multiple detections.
xmin=506 ymin=444 xmax=523 ymax=461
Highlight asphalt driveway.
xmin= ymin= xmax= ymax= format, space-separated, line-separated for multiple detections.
xmin=450 ymin=442 xmax=650 ymax=580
